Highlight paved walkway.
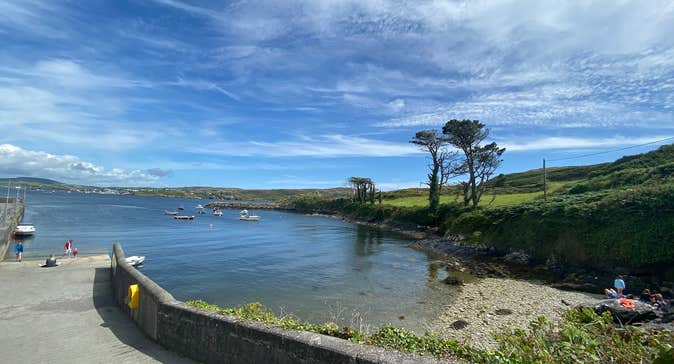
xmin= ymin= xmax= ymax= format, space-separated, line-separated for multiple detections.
xmin=0 ymin=255 xmax=195 ymax=363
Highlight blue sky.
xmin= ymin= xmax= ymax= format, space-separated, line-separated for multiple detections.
xmin=0 ymin=0 xmax=673 ymax=189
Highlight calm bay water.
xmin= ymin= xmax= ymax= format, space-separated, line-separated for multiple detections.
xmin=14 ymin=191 xmax=453 ymax=331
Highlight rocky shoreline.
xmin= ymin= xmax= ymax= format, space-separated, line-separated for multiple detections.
xmin=302 ymin=212 xmax=430 ymax=239
xmin=411 ymin=236 xmax=674 ymax=349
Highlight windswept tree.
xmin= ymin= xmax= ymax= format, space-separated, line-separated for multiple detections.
xmin=442 ymin=120 xmax=505 ymax=208
xmin=348 ymin=177 xmax=376 ymax=204
xmin=410 ymin=130 xmax=461 ymax=212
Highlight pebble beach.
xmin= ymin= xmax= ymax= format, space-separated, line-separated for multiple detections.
xmin=432 ymin=277 xmax=601 ymax=349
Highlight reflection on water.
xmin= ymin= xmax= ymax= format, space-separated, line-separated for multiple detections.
xmin=16 ymin=191 xmax=456 ymax=332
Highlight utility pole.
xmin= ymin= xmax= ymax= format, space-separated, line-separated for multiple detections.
xmin=543 ymin=158 xmax=547 ymax=201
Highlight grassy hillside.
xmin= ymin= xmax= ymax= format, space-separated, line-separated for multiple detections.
xmin=383 ymin=144 xmax=674 ymax=208
xmin=287 ymin=144 xmax=674 ymax=274
xmin=0 ymin=177 xmax=67 ymax=189
xmin=0 ymin=176 xmax=353 ymax=202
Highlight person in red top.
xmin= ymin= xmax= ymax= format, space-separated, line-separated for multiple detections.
xmin=64 ymin=240 xmax=72 ymax=257
xmin=72 ymin=247 xmax=78 ymax=257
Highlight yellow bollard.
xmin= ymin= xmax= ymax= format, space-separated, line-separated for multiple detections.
xmin=128 ymin=284 xmax=140 ymax=309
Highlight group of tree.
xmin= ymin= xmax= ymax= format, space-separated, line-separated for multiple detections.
xmin=348 ymin=177 xmax=380 ymax=204
xmin=411 ymin=119 xmax=505 ymax=211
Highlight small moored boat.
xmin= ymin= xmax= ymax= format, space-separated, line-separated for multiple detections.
xmin=164 ymin=210 xmax=179 ymax=215
xmin=125 ymin=255 xmax=145 ymax=266
xmin=213 ymin=209 xmax=223 ymax=216
xmin=13 ymin=223 xmax=36 ymax=236
xmin=239 ymin=209 xmax=260 ymax=221
xmin=174 ymin=215 xmax=195 ymax=220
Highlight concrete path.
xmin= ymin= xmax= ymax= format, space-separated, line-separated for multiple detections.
xmin=0 ymin=255 xmax=195 ymax=363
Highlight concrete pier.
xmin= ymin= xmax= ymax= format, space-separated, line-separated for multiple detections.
xmin=0 ymin=254 xmax=194 ymax=363
xmin=0 ymin=200 xmax=24 ymax=261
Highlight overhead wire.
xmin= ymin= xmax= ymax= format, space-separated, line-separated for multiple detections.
xmin=546 ymin=135 xmax=674 ymax=163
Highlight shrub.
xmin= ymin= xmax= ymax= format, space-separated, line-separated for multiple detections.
xmin=185 ymin=300 xmax=674 ymax=363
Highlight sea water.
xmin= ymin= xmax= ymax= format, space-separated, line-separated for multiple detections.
xmin=15 ymin=191 xmax=454 ymax=332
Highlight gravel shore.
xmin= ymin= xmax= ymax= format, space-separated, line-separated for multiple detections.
xmin=432 ymin=277 xmax=601 ymax=349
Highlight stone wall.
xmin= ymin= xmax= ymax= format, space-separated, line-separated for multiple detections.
xmin=111 ymin=243 xmax=453 ymax=364
xmin=0 ymin=203 xmax=24 ymax=262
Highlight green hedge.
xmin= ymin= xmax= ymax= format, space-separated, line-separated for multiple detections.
xmin=449 ymin=185 xmax=674 ymax=268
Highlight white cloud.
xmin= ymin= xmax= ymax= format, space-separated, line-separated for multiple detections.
xmin=500 ymin=135 xmax=673 ymax=152
xmin=171 ymin=77 xmax=240 ymax=101
xmin=0 ymin=144 xmax=164 ymax=186
xmin=191 ymin=134 xmax=421 ymax=157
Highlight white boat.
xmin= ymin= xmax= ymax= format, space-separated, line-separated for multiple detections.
xmin=196 ymin=204 xmax=205 ymax=214
xmin=164 ymin=210 xmax=179 ymax=215
xmin=213 ymin=209 xmax=223 ymax=216
xmin=196 ymin=204 xmax=204 ymax=209
xmin=125 ymin=255 xmax=145 ymax=266
xmin=239 ymin=209 xmax=260 ymax=221
xmin=13 ymin=223 xmax=35 ymax=236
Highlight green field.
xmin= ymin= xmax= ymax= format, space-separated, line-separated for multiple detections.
xmin=383 ymin=181 xmax=569 ymax=208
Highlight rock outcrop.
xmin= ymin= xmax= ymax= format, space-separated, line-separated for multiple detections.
xmin=589 ymin=299 xmax=660 ymax=324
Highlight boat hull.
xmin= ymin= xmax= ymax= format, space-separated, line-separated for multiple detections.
xmin=13 ymin=231 xmax=35 ymax=236
xmin=13 ymin=225 xmax=36 ymax=236
xmin=125 ymin=255 xmax=145 ymax=266
xmin=174 ymin=216 xmax=195 ymax=220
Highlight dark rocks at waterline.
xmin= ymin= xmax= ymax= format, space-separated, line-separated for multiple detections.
xmin=443 ymin=276 xmax=464 ymax=285
xmin=411 ymin=237 xmax=674 ymax=300
xmin=550 ymin=282 xmax=602 ymax=293
xmin=502 ymin=251 xmax=532 ymax=265
xmin=450 ymin=320 xmax=469 ymax=330
xmin=494 ymin=309 xmax=513 ymax=316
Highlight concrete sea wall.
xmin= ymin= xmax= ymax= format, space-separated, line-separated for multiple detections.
xmin=0 ymin=201 xmax=24 ymax=262
xmin=111 ymin=243 xmax=451 ymax=364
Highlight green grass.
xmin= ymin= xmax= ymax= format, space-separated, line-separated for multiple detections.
xmin=384 ymin=182 xmax=570 ymax=208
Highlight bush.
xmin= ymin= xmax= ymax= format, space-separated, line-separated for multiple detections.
xmin=185 ymin=300 xmax=674 ymax=363
xmin=446 ymin=185 xmax=674 ymax=269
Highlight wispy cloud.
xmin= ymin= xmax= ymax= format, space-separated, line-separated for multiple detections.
xmin=192 ymin=134 xmax=421 ymax=158
xmin=500 ymin=135 xmax=674 ymax=152
xmin=2 ymin=1 xmax=672 ymax=187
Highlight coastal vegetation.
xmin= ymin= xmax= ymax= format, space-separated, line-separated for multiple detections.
xmin=282 ymin=143 xmax=674 ymax=277
xmin=186 ymin=300 xmax=674 ymax=363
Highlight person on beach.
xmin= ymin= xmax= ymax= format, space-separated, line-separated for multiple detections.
xmin=45 ymin=254 xmax=57 ymax=267
xmin=72 ymin=247 xmax=78 ymax=257
xmin=604 ymin=288 xmax=618 ymax=299
xmin=64 ymin=240 xmax=72 ymax=257
xmin=614 ymin=275 xmax=626 ymax=297
xmin=639 ymin=289 xmax=652 ymax=303
xmin=14 ymin=241 xmax=23 ymax=262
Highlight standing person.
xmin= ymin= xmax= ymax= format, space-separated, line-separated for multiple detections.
xmin=64 ymin=240 xmax=72 ymax=257
xmin=614 ymin=275 xmax=626 ymax=297
xmin=14 ymin=241 xmax=23 ymax=262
